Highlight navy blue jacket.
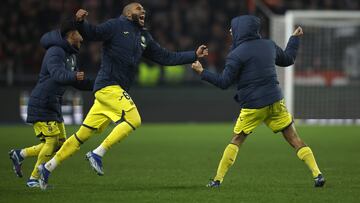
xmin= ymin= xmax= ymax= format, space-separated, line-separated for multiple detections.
xmin=201 ymin=15 xmax=300 ymax=109
xmin=26 ymin=30 xmax=94 ymax=123
xmin=77 ymin=16 xmax=197 ymax=92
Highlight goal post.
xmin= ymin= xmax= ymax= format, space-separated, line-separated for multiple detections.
xmin=273 ymin=11 xmax=360 ymax=124
xmin=284 ymin=11 xmax=294 ymax=116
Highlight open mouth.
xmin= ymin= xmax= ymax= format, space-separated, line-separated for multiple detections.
xmin=139 ymin=15 xmax=145 ymax=24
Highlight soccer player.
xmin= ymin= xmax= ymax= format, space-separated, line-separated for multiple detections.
xmin=38 ymin=2 xmax=208 ymax=189
xmin=9 ymin=20 xmax=93 ymax=187
xmin=191 ymin=15 xmax=325 ymax=187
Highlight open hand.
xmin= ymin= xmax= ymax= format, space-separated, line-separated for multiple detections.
xmin=191 ymin=61 xmax=204 ymax=75
xmin=76 ymin=9 xmax=88 ymax=22
xmin=292 ymin=26 xmax=303 ymax=37
xmin=196 ymin=45 xmax=208 ymax=58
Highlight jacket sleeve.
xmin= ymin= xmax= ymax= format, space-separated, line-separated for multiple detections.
xmin=275 ymin=36 xmax=300 ymax=67
xmin=71 ymin=78 xmax=94 ymax=91
xmin=76 ymin=19 xmax=116 ymax=41
xmin=200 ymin=56 xmax=241 ymax=90
xmin=143 ymin=33 xmax=196 ymax=65
xmin=46 ymin=47 xmax=77 ymax=84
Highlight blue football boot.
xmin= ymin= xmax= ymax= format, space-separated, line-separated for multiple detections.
xmin=314 ymin=174 xmax=325 ymax=187
xmin=86 ymin=151 xmax=104 ymax=176
xmin=26 ymin=179 xmax=40 ymax=188
xmin=9 ymin=149 xmax=24 ymax=178
xmin=38 ymin=164 xmax=51 ymax=190
xmin=206 ymin=179 xmax=221 ymax=188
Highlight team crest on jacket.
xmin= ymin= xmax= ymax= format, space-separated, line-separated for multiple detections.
xmin=66 ymin=55 xmax=76 ymax=71
xmin=141 ymin=36 xmax=146 ymax=49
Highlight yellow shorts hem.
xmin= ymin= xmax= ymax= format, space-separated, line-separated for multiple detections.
xmin=33 ymin=121 xmax=61 ymax=137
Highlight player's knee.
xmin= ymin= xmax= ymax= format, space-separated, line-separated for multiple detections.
xmin=75 ymin=126 xmax=94 ymax=143
xmin=231 ymin=135 xmax=241 ymax=144
xmin=125 ymin=109 xmax=142 ymax=129
xmin=231 ymin=132 xmax=248 ymax=145
xmin=129 ymin=114 xmax=141 ymax=129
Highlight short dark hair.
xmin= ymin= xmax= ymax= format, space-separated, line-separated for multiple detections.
xmin=60 ymin=20 xmax=77 ymax=38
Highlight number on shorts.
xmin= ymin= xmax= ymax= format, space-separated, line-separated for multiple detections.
xmin=123 ymin=91 xmax=131 ymax=100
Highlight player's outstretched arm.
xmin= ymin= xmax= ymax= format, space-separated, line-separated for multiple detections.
xmin=275 ymin=26 xmax=303 ymax=67
xmin=143 ymin=33 xmax=208 ymax=66
xmin=192 ymin=58 xmax=240 ymax=90
xmin=75 ymin=9 xmax=115 ymax=41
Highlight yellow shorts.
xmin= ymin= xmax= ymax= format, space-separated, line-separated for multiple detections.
xmin=33 ymin=122 xmax=66 ymax=139
xmin=83 ymin=85 xmax=140 ymax=133
xmin=233 ymin=99 xmax=293 ymax=134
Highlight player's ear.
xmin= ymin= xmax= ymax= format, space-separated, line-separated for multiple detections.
xmin=67 ymin=31 xmax=75 ymax=40
xmin=67 ymin=30 xmax=80 ymax=43
xmin=127 ymin=11 xmax=132 ymax=18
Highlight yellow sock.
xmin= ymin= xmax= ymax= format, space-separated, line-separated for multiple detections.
xmin=297 ymin=146 xmax=321 ymax=178
xmin=23 ymin=143 xmax=44 ymax=157
xmin=101 ymin=122 xmax=133 ymax=150
xmin=54 ymin=126 xmax=93 ymax=164
xmin=30 ymin=137 xmax=57 ymax=179
xmin=214 ymin=144 xmax=239 ymax=183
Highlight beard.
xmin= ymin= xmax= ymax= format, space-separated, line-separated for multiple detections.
xmin=131 ymin=13 xmax=143 ymax=27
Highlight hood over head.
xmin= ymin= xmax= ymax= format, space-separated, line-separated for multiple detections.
xmin=40 ymin=30 xmax=79 ymax=54
xmin=231 ymin=15 xmax=261 ymax=49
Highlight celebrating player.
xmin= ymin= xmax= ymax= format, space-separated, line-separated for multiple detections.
xmin=9 ymin=20 xmax=94 ymax=187
xmin=37 ymin=2 xmax=208 ymax=189
xmin=191 ymin=15 xmax=325 ymax=187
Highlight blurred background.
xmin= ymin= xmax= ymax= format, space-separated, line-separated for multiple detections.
xmin=0 ymin=0 xmax=359 ymax=124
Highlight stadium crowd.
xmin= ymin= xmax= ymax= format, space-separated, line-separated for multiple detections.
xmin=0 ymin=0 xmax=359 ymax=85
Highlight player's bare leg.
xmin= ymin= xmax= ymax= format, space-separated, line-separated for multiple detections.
xmin=208 ymin=132 xmax=248 ymax=188
xmin=231 ymin=132 xmax=248 ymax=146
xmin=282 ymin=124 xmax=306 ymax=149
xmin=282 ymin=123 xmax=325 ymax=187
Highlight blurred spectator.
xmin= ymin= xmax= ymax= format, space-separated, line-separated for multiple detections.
xmin=0 ymin=0 xmax=359 ymax=86
xmin=264 ymin=0 xmax=360 ymax=13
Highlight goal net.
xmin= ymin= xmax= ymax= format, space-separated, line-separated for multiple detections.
xmin=271 ymin=11 xmax=360 ymax=125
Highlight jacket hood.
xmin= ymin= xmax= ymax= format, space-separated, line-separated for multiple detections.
xmin=231 ymin=15 xmax=261 ymax=49
xmin=40 ymin=30 xmax=79 ymax=54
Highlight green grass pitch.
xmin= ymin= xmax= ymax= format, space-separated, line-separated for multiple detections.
xmin=1 ymin=123 xmax=359 ymax=202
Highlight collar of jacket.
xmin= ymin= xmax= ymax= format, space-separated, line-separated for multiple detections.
xmin=63 ymin=35 xmax=80 ymax=54
xmin=119 ymin=15 xmax=147 ymax=31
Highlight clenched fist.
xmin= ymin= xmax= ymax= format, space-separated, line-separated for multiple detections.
xmin=191 ymin=61 xmax=204 ymax=75
xmin=292 ymin=26 xmax=303 ymax=37
xmin=76 ymin=9 xmax=88 ymax=22
xmin=196 ymin=45 xmax=209 ymax=58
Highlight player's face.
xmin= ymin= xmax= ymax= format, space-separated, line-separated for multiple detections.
xmin=69 ymin=30 xmax=83 ymax=49
xmin=129 ymin=4 xmax=146 ymax=27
